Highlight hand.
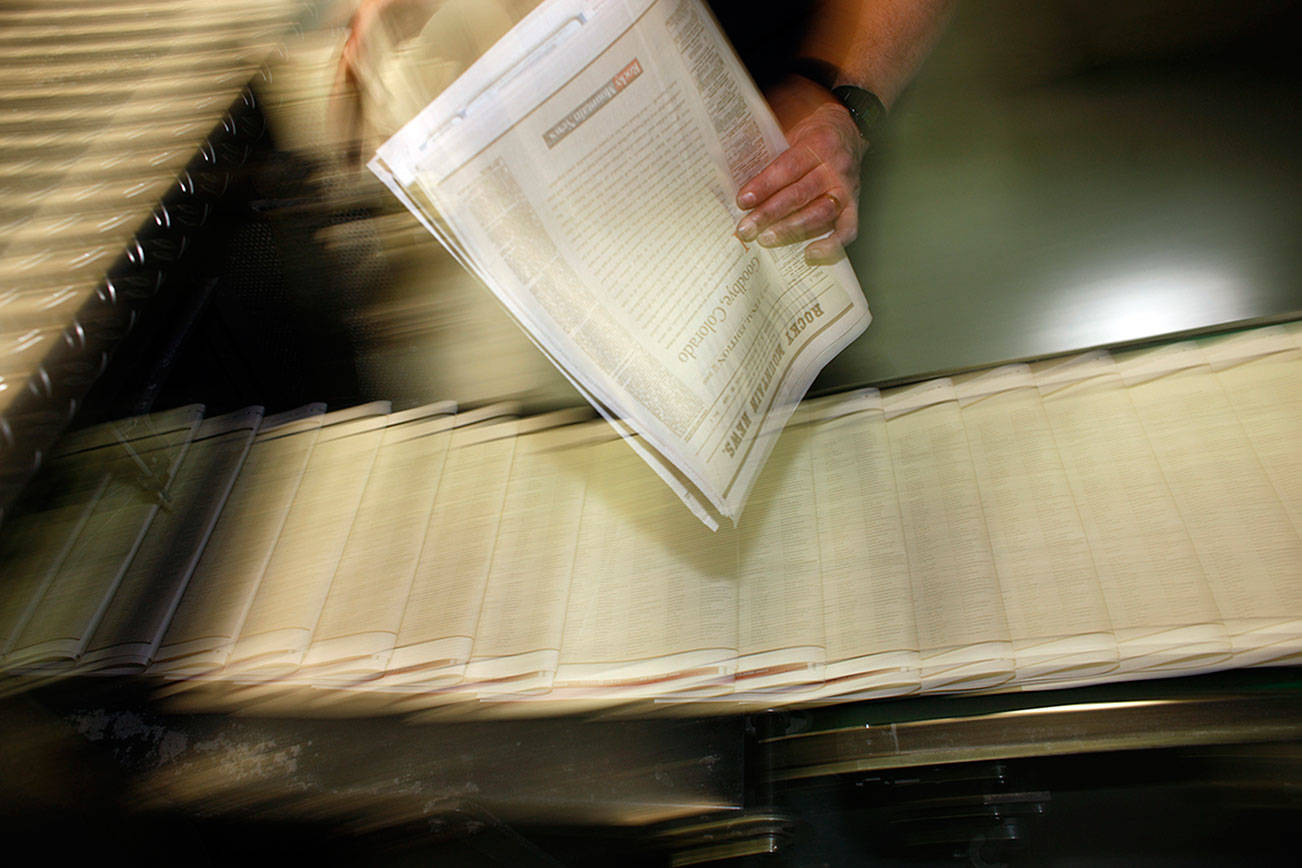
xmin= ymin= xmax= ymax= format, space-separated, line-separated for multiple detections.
xmin=735 ymin=75 xmax=868 ymax=264
xmin=331 ymin=0 xmax=438 ymax=166
xmin=338 ymin=0 xmax=436 ymax=76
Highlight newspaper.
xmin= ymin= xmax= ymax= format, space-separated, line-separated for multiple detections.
xmin=370 ymin=0 xmax=870 ymax=526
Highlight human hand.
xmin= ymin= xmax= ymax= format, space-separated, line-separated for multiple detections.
xmin=338 ymin=0 xmax=436 ymax=78
xmin=735 ymin=75 xmax=868 ymax=264
xmin=332 ymin=0 xmax=439 ymax=165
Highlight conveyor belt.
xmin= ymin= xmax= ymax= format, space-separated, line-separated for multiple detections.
xmin=0 ymin=0 xmax=320 ymax=523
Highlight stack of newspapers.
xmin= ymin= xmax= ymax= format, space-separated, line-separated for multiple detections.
xmin=368 ymin=0 xmax=871 ymax=528
xmin=1 ymin=325 xmax=1300 ymax=715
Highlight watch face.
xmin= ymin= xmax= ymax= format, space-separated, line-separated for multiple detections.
xmin=832 ymin=86 xmax=886 ymax=137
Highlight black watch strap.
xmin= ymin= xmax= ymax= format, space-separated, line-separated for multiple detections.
xmin=831 ymin=85 xmax=887 ymax=141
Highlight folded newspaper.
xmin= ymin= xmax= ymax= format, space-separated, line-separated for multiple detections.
xmin=369 ymin=0 xmax=871 ymax=527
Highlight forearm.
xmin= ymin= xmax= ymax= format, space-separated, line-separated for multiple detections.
xmin=798 ymin=0 xmax=956 ymax=108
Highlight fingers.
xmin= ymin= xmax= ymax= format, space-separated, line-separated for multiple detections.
xmin=738 ymin=172 xmax=860 ymax=262
xmin=751 ymin=191 xmax=849 ymax=248
xmin=736 ymin=145 xmax=821 ymax=211
xmin=735 ymin=150 xmax=854 ymax=248
xmin=330 ymin=39 xmax=365 ymax=167
xmin=803 ymin=207 xmax=858 ymax=264
xmin=734 ymin=107 xmax=864 ymax=261
xmin=735 ymin=164 xmax=827 ymax=242
xmin=738 ymin=182 xmax=860 ymax=263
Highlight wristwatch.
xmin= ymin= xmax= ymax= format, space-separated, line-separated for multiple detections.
xmin=831 ymin=85 xmax=887 ymax=141
xmin=789 ymin=57 xmax=887 ymax=141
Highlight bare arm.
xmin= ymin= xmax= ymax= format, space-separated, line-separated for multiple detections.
xmin=803 ymin=0 xmax=957 ymax=109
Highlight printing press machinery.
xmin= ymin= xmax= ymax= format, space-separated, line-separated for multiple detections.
xmin=3 ymin=0 xmax=1302 ymax=864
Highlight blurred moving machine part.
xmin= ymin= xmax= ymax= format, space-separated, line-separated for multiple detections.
xmin=0 ymin=0 xmax=323 ymax=522
xmin=3 ymin=0 xmax=1302 ymax=865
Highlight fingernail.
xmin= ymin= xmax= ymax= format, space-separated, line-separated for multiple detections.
xmin=738 ymin=191 xmax=757 ymax=208
xmin=805 ymin=241 xmax=837 ymax=264
xmin=758 ymin=229 xmax=777 ymax=246
xmin=736 ymin=218 xmax=758 ymax=242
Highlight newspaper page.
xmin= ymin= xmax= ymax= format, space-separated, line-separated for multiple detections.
xmin=371 ymin=0 xmax=870 ymax=526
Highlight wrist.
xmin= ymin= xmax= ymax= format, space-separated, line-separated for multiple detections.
xmin=830 ymin=85 xmax=886 ymax=142
xmin=763 ymin=73 xmax=819 ymax=126
xmin=788 ymin=57 xmax=841 ymax=91
xmin=787 ymin=57 xmax=888 ymax=142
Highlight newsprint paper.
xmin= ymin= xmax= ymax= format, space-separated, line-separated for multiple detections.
xmin=370 ymin=0 xmax=871 ymax=527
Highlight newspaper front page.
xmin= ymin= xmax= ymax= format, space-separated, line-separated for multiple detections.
xmin=372 ymin=0 xmax=870 ymax=525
